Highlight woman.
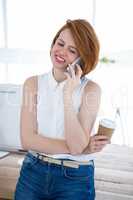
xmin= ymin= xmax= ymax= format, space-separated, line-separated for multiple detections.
xmin=14 ymin=19 xmax=109 ymax=200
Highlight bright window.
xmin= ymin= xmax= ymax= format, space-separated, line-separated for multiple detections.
xmin=0 ymin=0 xmax=133 ymax=147
xmin=0 ymin=0 xmax=94 ymax=83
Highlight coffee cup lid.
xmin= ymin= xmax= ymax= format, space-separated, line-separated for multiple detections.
xmin=100 ymin=118 xmax=116 ymax=129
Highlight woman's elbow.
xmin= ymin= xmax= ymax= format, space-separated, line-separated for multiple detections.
xmin=67 ymin=141 xmax=88 ymax=155
xmin=21 ymin=138 xmax=28 ymax=150
xmin=20 ymin=133 xmax=30 ymax=150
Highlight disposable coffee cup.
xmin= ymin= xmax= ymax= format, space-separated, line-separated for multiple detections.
xmin=97 ymin=118 xmax=116 ymax=139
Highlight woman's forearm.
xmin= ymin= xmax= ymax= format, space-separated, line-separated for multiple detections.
xmin=64 ymin=95 xmax=88 ymax=154
xmin=22 ymin=132 xmax=70 ymax=154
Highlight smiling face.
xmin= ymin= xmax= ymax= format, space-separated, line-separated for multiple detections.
xmin=50 ymin=28 xmax=79 ymax=71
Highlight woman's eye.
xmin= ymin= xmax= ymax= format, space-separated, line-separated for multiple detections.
xmin=69 ymin=49 xmax=76 ymax=54
xmin=57 ymin=42 xmax=64 ymax=47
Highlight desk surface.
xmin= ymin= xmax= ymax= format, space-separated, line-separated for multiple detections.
xmin=0 ymin=145 xmax=133 ymax=200
xmin=0 ymin=152 xmax=25 ymax=199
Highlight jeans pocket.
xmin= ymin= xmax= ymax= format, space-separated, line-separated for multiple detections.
xmin=63 ymin=165 xmax=94 ymax=181
xmin=22 ymin=153 xmax=38 ymax=169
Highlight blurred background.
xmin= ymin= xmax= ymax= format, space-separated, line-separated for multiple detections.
xmin=0 ymin=0 xmax=133 ymax=147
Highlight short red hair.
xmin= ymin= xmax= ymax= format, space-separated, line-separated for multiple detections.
xmin=51 ymin=19 xmax=100 ymax=76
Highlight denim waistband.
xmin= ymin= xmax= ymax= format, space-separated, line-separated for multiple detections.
xmin=29 ymin=152 xmax=93 ymax=169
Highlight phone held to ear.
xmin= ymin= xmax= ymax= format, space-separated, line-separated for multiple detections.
xmin=66 ymin=57 xmax=83 ymax=77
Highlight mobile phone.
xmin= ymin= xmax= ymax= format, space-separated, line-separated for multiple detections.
xmin=66 ymin=57 xmax=83 ymax=76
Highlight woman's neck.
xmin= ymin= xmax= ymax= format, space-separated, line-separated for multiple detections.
xmin=52 ymin=68 xmax=66 ymax=83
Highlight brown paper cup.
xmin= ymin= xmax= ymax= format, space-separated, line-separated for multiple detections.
xmin=97 ymin=119 xmax=116 ymax=139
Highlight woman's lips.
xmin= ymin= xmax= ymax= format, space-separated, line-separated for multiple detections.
xmin=55 ymin=55 xmax=65 ymax=64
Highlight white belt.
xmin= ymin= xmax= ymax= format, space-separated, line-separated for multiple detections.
xmin=31 ymin=152 xmax=93 ymax=169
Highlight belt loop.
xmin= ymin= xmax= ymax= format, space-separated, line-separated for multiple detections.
xmin=37 ymin=153 xmax=40 ymax=159
xmin=61 ymin=160 xmax=64 ymax=172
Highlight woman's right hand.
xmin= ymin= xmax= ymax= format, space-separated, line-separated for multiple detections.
xmin=83 ymin=135 xmax=110 ymax=154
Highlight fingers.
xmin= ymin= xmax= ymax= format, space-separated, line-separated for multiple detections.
xmin=92 ymin=142 xmax=107 ymax=153
xmin=95 ymin=140 xmax=109 ymax=147
xmin=64 ymin=71 xmax=70 ymax=79
xmin=89 ymin=134 xmax=110 ymax=153
xmin=94 ymin=135 xmax=109 ymax=141
xmin=64 ymin=64 xmax=73 ymax=79
xmin=69 ymin=65 xmax=75 ymax=78
xmin=92 ymin=138 xmax=108 ymax=148
xmin=76 ymin=64 xmax=82 ymax=77
xmin=94 ymin=146 xmax=105 ymax=152
xmin=65 ymin=64 xmax=82 ymax=79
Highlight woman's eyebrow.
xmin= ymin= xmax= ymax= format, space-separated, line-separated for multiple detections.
xmin=58 ymin=38 xmax=77 ymax=50
xmin=58 ymin=38 xmax=65 ymax=43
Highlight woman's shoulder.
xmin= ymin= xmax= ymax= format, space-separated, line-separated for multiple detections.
xmin=23 ymin=75 xmax=38 ymax=90
xmin=23 ymin=72 xmax=50 ymax=93
xmin=84 ymin=79 xmax=101 ymax=96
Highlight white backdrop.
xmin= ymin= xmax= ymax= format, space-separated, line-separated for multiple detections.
xmin=0 ymin=0 xmax=133 ymax=147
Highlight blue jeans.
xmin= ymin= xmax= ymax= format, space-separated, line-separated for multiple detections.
xmin=14 ymin=153 xmax=95 ymax=200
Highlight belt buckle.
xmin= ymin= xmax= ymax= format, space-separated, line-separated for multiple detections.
xmin=47 ymin=157 xmax=54 ymax=163
xmin=44 ymin=157 xmax=61 ymax=166
xmin=43 ymin=157 xmax=49 ymax=162
xmin=38 ymin=154 xmax=48 ymax=163
xmin=38 ymin=154 xmax=43 ymax=160
xmin=63 ymin=160 xmax=79 ymax=168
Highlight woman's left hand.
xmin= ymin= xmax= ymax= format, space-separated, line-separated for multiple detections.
xmin=63 ymin=64 xmax=82 ymax=95
xmin=83 ymin=135 xmax=110 ymax=154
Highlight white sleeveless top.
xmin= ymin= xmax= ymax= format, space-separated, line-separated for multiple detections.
xmin=35 ymin=70 xmax=96 ymax=162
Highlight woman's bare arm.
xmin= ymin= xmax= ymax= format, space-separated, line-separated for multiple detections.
xmin=64 ymin=81 xmax=101 ymax=155
xmin=21 ymin=76 xmax=70 ymax=154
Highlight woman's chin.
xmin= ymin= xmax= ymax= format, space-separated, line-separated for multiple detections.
xmin=53 ymin=65 xmax=66 ymax=72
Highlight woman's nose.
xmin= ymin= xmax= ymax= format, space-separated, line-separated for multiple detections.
xmin=59 ymin=47 xmax=68 ymax=57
